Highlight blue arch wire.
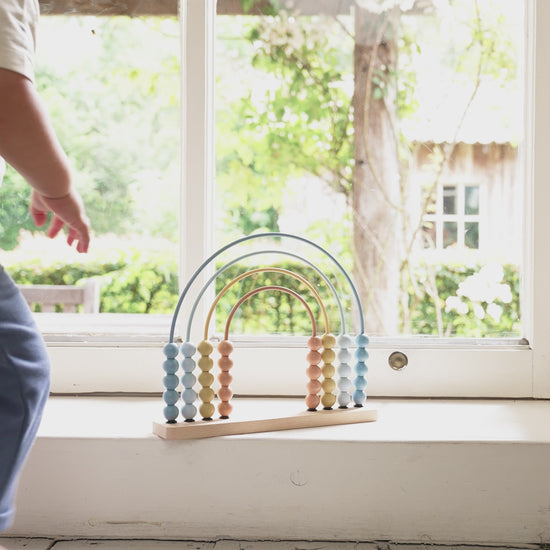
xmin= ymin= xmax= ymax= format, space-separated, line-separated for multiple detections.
xmin=185 ymin=249 xmax=347 ymax=342
xmin=169 ymin=232 xmax=365 ymax=342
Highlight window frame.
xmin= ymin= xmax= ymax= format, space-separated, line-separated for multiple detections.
xmin=41 ymin=0 xmax=550 ymax=400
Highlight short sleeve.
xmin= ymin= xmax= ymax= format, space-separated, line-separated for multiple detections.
xmin=0 ymin=0 xmax=40 ymax=82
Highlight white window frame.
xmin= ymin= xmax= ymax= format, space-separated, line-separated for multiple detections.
xmin=43 ymin=0 xmax=550 ymax=400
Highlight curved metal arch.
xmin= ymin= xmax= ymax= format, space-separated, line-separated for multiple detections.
xmin=203 ymin=267 xmax=330 ymax=340
xmin=185 ymin=249 xmax=347 ymax=341
xmin=170 ymin=232 xmax=364 ymax=342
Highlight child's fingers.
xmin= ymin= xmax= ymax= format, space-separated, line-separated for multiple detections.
xmin=47 ymin=215 xmax=65 ymax=239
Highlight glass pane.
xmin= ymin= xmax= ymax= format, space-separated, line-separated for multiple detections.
xmin=0 ymin=13 xmax=180 ymax=315
xmin=465 ymin=185 xmax=480 ymax=215
xmin=215 ymin=0 xmax=523 ymax=338
xmin=443 ymin=222 xmax=458 ymax=248
xmin=443 ymin=186 xmax=457 ymax=215
xmin=465 ymin=222 xmax=479 ymax=248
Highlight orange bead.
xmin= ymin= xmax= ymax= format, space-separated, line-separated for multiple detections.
xmin=218 ymin=355 xmax=234 ymax=370
xmin=218 ymin=371 xmax=233 ymax=386
xmin=305 ymin=394 xmax=320 ymax=410
xmin=217 ymin=339 xmax=234 ymax=355
xmin=306 ymin=350 xmax=322 ymax=364
xmin=218 ymin=401 xmax=233 ymax=417
xmin=217 ymin=386 xmax=233 ymax=402
xmin=306 ymin=364 xmax=322 ymax=380
xmin=307 ymin=379 xmax=322 ymax=394
xmin=308 ymin=336 xmax=323 ymax=350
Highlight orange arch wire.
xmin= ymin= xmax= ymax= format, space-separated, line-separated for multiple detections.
xmin=223 ymin=286 xmax=317 ymax=340
xmin=203 ymin=267 xmax=329 ymax=340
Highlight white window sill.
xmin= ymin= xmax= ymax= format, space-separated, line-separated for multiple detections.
xmin=8 ymin=396 xmax=550 ymax=545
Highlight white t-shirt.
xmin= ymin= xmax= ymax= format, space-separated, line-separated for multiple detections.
xmin=0 ymin=0 xmax=39 ymax=183
xmin=0 ymin=0 xmax=39 ymax=82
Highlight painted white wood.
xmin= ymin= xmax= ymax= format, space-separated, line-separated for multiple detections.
xmin=6 ymin=397 xmax=550 ymax=544
xmin=0 ymin=540 xmax=53 ymax=550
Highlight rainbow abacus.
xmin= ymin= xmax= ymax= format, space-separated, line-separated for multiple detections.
xmin=152 ymin=233 xmax=377 ymax=440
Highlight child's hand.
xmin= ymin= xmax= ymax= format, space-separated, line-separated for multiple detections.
xmin=30 ymin=189 xmax=91 ymax=253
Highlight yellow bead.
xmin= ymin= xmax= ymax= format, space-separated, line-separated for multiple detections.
xmin=197 ymin=339 xmax=214 ymax=356
xmin=198 ymin=356 xmax=213 ymax=371
xmin=200 ymin=402 xmax=215 ymax=419
xmin=321 ymin=349 xmax=336 ymax=364
xmin=321 ymin=393 xmax=336 ymax=408
xmin=321 ymin=364 xmax=335 ymax=379
xmin=198 ymin=371 xmax=214 ymax=387
xmin=199 ymin=387 xmax=215 ymax=403
xmin=322 ymin=333 xmax=336 ymax=349
xmin=321 ymin=378 xmax=336 ymax=393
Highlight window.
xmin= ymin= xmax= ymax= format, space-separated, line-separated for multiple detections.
xmin=423 ymin=183 xmax=482 ymax=250
xmin=5 ymin=0 xmax=550 ymax=400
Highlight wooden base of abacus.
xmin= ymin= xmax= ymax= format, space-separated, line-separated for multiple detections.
xmin=153 ymin=404 xmax=377 ymax=440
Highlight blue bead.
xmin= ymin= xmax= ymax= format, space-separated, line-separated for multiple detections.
xmin=337 ymin=333 xmax=353 ymax=348
xmin=355 ymin=361 xmax=368 ymax=376
xmin=181 ymin=403 xmax=197 ymax=420
xmin=353 ymin=389 xmax=366 ymax=405
xmin=163 ymin=374 xmax=179 ymax=390
xmin=163 ymin=342 xmax=179 ymax=359
xmin=354 ymin=376 xmax=368 ymax=390
xmin=182 ymin=388 xmax=197 ymax=404
xmin=163 ymin=358 xmax=179 ymax=374
xmin=181 ymin=357 xmax=196 ymax=373
xmin=181 ymin=342 xmax=196 ymax=357
xmin=163 ymin=404 xmax=179 ymax=421
xmin=181 ymin=372 xmax=196 ymax=388
xmin=355 ymin=347 xmax=369 ymax=361
xmin=355 ymin=333 xmax=370 ymax=347
xmin=163 ymin=389 xmax=179 ymax=406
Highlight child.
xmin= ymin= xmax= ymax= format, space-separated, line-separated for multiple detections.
xmin=0 ymin=0 xmax=91 ymax=537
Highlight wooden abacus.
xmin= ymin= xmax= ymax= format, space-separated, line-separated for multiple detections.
xmin=152 ymin=233 xmax=377 ymax=440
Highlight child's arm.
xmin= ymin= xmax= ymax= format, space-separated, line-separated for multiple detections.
xmin=0 ymin=68 xmax=90 ymax=253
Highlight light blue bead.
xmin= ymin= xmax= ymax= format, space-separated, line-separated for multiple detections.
xmin=355 ymin=361 xmax=368 ymax=376
xmin=163 ymin=404 xmax=179 ymax=421
xmin=181 ymin=403 xmax=197 ymax=420
xmin=355 ymin=347 xmax=369 ymax=361
xmin=181 ymin=342 xmax=196 ymax=357
xmin=163 ymin=374 xmax=179 ymax=390
xmin=337 ymin=363 xmax=352 ymax=378
xmin=181 ymin=357 xmax=196 ymax=372
xmin=353 ymin=389 xmax=366 ymax=405
xmin=338 ymin=377 xmax=352 ymax=392
xmin=163 ymin=358 xmax=179 ymax=374
xmin=354 ymin=376 xmax=368 ymax=390
xmin=355 ymin=333 xmax=370 ymax=347
xmin=181 ymin=372 xmax=196 ymax=388
xmin=337 ymin=334 xmax=353 ymax=349
xmin=338 ymin=392 xmax=351 ymax=407
xmin=163 ymin=389 xmax=179 ymax=406
xmin=338 ymin=349 xmax=352 ymax=363
xmin=182 ymin=388 xmax=197 ymax=404
xmin=163 ymin=342 xmax=179 ymax=359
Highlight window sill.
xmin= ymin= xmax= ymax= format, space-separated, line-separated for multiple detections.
xmin=8 ymin=396 xmax=550 ymax=544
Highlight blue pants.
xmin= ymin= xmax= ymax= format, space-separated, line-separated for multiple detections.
xmin=0 ymin=266 xmax=50 ymax=532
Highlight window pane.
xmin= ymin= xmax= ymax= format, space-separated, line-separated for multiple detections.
xmin=465 ymin=221 xmax=479 ymax=248
xmin=215 ymin=0 xmax=523 ymax=338
xmin=0 ymin=14 xmax=180 ymax=315
xmin=465 ymin=185 xmax=480 ymax=215
xmin=443 ymin=186 xmax=457 ymax=215
xmin=443 ymin=222 xmax=458 ymax=248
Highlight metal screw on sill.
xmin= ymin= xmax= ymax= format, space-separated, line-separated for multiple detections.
xmin=388 ymin=351 xmax=408 ymax=371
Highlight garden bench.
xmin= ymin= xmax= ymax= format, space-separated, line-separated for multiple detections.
xmin=18 ymin=278 xmax=100 ymax=313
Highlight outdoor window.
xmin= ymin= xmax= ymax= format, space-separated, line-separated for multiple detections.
xmin=1 ymin=0 xmax=549 ymax=400
xmin=422 ymin=183 xmax=482 ymax=250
